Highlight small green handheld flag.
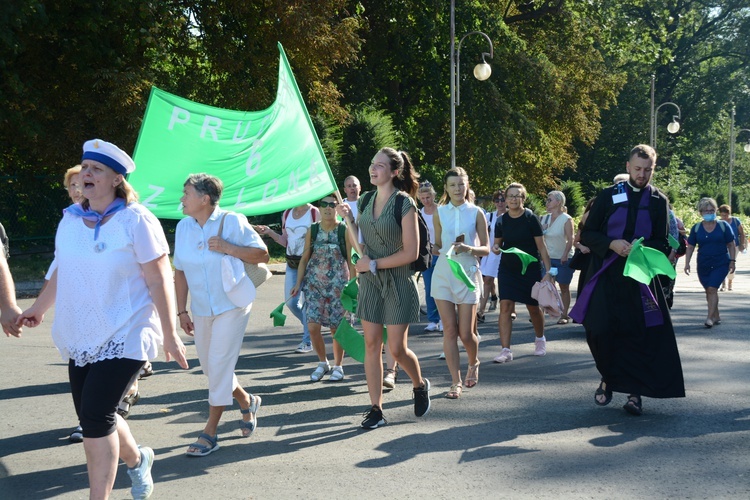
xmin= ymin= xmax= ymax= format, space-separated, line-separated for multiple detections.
xmin=499 ymin=247 xmax=538 ymax=275
xmin=623 ymin=237 xmax=677 ymax=285
xmin=270 ymin=302 xmax=287 ymax=327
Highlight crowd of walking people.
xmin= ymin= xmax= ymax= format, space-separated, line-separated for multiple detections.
xmin=1 ymin=140 xmax=745 ymax=499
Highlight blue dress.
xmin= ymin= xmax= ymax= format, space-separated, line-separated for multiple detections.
xmin=687 ymin=221 xmax=734 ymax=289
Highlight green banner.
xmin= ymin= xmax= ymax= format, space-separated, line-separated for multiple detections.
xmin=129 ymin=42 xmax=337 ymax=219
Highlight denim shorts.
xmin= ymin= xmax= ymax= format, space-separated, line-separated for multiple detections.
xmin=546 ymin=258 xmax=574 ymax=285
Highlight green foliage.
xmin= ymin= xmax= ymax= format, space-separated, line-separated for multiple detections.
xmin=340 ymin=107 xmax=399 ymax=189
xmin=524 ymin=193 xmax=545 ymax=216
xmin=559 ymin=180 xmax=585 ymax=218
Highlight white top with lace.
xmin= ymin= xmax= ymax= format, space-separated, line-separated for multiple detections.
xmin=51 ymin=203 xmax=169 ymax=367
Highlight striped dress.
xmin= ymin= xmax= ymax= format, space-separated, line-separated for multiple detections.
xmin=356 ymin=190 xmax=421 ymax=325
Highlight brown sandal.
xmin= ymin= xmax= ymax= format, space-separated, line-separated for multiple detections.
xmin=446 ymin=384 xmax=462 ymax=399
xmin=464 ymin=361 xmax=480 ymax=388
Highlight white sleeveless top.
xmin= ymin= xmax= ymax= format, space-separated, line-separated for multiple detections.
xmin=542 ymin=212 xmax=574 ymax=259
xmin=420 ymin=207 xmax=436 ymax=245
xmin=285 ymin=207 xmax=316 ymax=256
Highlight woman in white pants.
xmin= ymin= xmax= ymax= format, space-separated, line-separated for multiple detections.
xmin=174 ymin=173 xmax=269 ymax=457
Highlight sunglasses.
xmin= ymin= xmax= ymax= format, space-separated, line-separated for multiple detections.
xmin=493 ymin=198 xmax=505 ymax=203
xmin=319 ymin=201 xmax=338 ymax=208
xmin=419 ymin=181 xmax=432 ymax=188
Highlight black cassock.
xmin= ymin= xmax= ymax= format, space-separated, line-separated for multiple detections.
xmin=580 ymin=183 xmax=685 ymax=398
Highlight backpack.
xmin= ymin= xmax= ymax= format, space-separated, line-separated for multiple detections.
xmin=309 ymin=222 xmax=348 ymax=261
xmin=361 ymin=191 xmax=432 ymax=272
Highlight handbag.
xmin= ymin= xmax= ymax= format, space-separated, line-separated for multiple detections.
xmin=218 ymin=212 xmax=272 ymax=288
xmin=568 ymin=249 xmax=585 ymax=271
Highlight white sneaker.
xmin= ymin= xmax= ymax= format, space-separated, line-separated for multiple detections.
xmin=424 ymin=322 xmax=440 ymax=332
xmin=438 ymin=352 xmax=446 ymax=360
xmin=438 ymin=320 xmax=443 ymax=331
xmin=310 ymin=361 xmax=331 ymax=381
xmin=534 ymin=336 xmax=547 ymax=356
xmin=127 ymin=446 xmax=154 ymax=499
xmin=493 ymin=348 xmax=513 ymax=363
xmin=329 ymin=366 xmax=345 ymax=381
xmin=295 ymin=342 xmax=313 ymax=353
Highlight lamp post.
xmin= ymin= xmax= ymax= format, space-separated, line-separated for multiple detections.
xmin=728 ymin=104 xmax=750 ymax=207
xmin=649 ymin=74 xmax=681 ymax=151
xmin=450 ymin=0 xmax=494 ymax=169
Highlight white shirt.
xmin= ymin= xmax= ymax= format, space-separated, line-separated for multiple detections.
xmin=52 ymin=203 xmax=169 ymax=366
xmin=437 ymin=202 xmax=481 ymax=260
xmin=420 ymin=207 xmax=436 ymax=245
xmin=345 ymin=199 xmax=363 ymax=243
xmin=174 ymin=207 xmax=267 ymax=317
xmin=542 ymin=212 xmax=574 ymax=259
xmin=284 ymin=207 xmax=317 ymax=256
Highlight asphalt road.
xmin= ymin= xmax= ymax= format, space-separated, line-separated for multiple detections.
xmin=1 ymin=263 xmax=749 ymax=499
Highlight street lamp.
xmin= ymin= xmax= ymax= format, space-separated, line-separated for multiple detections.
xmin=728 ymin=104 xmax=750 ymax=206
xmin=450 ymin=0 xmax=494 ymax=169
xmin=649 ymin=74 xmax=682 ymax=151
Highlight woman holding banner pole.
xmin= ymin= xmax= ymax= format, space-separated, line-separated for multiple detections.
xmin=335 ymin=147 xmax=431 ymax=429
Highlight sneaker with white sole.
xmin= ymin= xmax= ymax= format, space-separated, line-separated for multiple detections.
xmin=438 ymin=352 xmax=446 ymax=360
xmin=424 ymin=322 xmax=440 ymax=332
xmin=493 ymin=348 xmax=513 ymax=363
xmin=361 ymin=405 xmax=387 ymax=429
xmin=413 ymin=378 xmax=431 ymax=417
xmin=310 ymin=361 xmax=331 ymax=381
xmin=534 ymin=336 xmax=547 ymax=356
xmin=127 ymin=446 xmax=154 ymax=499
xmin=295 ymin=342 xmax=313 ymax=353
xmin=329 ymin=365 xmax=345 ymax=381
xmin=438 ymin=320 xmax=443 ymax=331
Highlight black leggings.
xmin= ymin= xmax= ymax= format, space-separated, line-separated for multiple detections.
xmin=68 ymin=358 xmax=145 ymax=439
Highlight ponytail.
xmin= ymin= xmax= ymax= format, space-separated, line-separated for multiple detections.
xmin=380 ymin=147 xmax=419 ymax=198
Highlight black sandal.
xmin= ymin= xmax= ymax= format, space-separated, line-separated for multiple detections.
xmin=623 ymin=394 xmax=642 ymax=416
xmin=594 ymin=380 xmax=612 ymax=406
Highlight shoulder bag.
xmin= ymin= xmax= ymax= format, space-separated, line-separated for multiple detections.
xmin=218 ymin=212 xmax=272 ymax=288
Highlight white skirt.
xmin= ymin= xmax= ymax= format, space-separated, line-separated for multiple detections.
xmin=480 ymin=251 xmax=500 ymax=278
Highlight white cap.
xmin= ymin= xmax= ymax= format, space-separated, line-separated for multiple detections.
xmin=81 ymin=139 xmax=136 ymax=175
xmin=221 ymin=255 xmax=256 ymax=308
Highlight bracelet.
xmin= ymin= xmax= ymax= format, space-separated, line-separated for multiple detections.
xmin=177 ymin=310 xmax=188 ymax=317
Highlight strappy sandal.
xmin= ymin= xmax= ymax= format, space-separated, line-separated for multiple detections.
xmin=239 ymin=394 xmax=262 ymax=437
xmin=594 ymin=380 xmax=612 ymax=406
xmin=557 ymin=317 xmax=570 ymax=325
xmin=464 ymin=361 xmax=480 ymax=388
xmin=446 ymin=384 xmax=462 ymax=399
xmin=623 ymin=395 xmax=642 ymax=416
xmin=186 ymin=433 xmax=219 ymax=457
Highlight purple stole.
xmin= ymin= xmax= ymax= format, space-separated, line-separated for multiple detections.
xmin=569 ymin=185 xmax=663 ymax=327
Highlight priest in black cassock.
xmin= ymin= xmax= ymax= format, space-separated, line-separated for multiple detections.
xmin=570 ymin=144 xmax=685 ymax=416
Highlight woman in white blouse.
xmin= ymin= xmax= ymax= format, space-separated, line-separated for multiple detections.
xmin=174 ymin=174 xmax=269 ymax=457
xmin=18 ymin=139 xmax=188 ymax=499
xmin=430 ymin=168 xmax=489 ymax=399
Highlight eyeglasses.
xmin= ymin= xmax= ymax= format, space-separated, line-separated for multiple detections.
xmin=506 ymin=194 xmax=523 ymax=199
xmin=493 ymin=198 xmax=505 ymax=203
xmin=319 ymin=201 xmax=338 ymax=208
xmin=419 ymin=181 xmax=432 ymax=188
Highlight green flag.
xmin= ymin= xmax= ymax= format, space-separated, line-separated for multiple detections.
xmin=445 ymin=245 xmax=476 ymax=291
xmin=623 ymin=237 xmax=677 ymax=285
xmin=341 ymin=277 xmax=359 ymax=313
xmin=668 ymin=234 xmax=680 ymax=250
xmin=333 ymin=321 xmax=387 ymax=364
xmin=270 ymin=302 xmax=287 ymax=327
xmin=499 ymin=247 xmax=538 ymax=275
xmin=129 ymin=43 xmax=337 ymax=219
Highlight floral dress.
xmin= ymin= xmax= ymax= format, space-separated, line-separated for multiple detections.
xmin=301 ymin=223 xmax=350 ymax=327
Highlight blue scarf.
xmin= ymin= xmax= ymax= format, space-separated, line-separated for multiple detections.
xmin=65 ymin=198 xmax=127 ymax=240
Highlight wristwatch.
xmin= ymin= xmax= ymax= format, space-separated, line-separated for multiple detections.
xmin=369 ymin=259 xmax=378 ymax=274
xmin=548 ymin=267 xmax=558 ymax=277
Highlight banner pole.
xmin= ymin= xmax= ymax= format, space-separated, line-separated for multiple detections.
xmin=333 ymin=191 xmax=364 ymax=257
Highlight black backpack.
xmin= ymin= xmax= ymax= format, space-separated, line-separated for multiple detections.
xmin=361 ymin=191 xmax=432 ymax=272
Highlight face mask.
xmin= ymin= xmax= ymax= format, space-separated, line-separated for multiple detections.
xmin=703 ymin=213 xmax=716 ymax=222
